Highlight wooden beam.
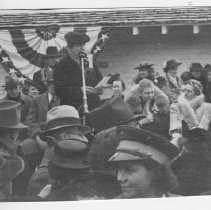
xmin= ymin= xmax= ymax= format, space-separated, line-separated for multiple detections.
xmin=161 ymin=26 xmax=168 ymax=34
xmin=133 ymin=27 xmax=139 ymax=35
xmin=193 ymin=25 xmax=200 ymax=34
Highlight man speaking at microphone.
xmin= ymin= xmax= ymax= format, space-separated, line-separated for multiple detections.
xmin=54 ymin=31 xmax=99 ymax=111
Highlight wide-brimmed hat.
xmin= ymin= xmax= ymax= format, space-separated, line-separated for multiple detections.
xmin=87 ymin=97 xmax=145 ymax=133
xmin=134 ymin=62 xmax=154 ymax=70
xmin=64 ymin=31 xmax=90 ymax=46
xmin=109 ymin=125 xmax=179 ymax=166
xmin=0 ymin=100 xmax=28 ymax=129
xmin=189 ymin=62 xmax=203 ymax=72
xmin=40 ymin=105 xmax=91 ymax=138
xmin=2 ymin=76 xmax=19 ymax=88
xmin=46 ymin=140 xmax=90 ymax=169
xmin=163 ymin=59 xmax=182 ymax=72
xmin=44 ymin=46 xmax=63 ymax=59
xmin=0 ymin=150 xmax=25 ymax=183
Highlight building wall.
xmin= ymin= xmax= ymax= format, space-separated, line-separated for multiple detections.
xmin=98 ymin=25 xmax=211 ymax=96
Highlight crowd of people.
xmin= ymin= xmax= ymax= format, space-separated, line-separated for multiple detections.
xmin=0 ymin=30 xmax=211 ymax=201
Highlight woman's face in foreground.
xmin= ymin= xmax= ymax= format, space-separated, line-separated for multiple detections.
xmin=117 ymin=161 xmax=154 ymax=198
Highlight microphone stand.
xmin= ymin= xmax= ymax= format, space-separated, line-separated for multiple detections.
xmin=79 ymin=52 xmax=89 ymax=126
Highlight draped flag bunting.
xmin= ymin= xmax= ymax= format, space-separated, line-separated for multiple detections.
xmin=0 ymin=26 xmax=113 ymax=80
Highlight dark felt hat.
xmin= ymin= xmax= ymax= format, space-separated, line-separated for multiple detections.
xmin=87 ymin=97 xmax=145 ymax=133
xmin=2 ymin=76 xmax=19 ymax=88
xmin=134 ymin=62 xmax=154 ymax=70
xmin=0 ymin=150 xmax=25 ymax=183
xmin=64 ymin=31 xmax=90 ymax=46
xmin=189 ymin=62 xmax=203 ymax=72
xmin=0 ymin=100 xmax=28 ymax=129
xmin=46 ymin=140 xmax=90 ymax=169
xmin=109 ymin=125 xmax=179 ymax=166
xmin=44 ymin=46 xmax=63 ymax=59
xmin=163 ymin=59 xmax=182 ymax=72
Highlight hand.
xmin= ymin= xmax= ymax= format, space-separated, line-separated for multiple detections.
xmin=36 ymin=135 xmax=47 ymax=150
xmin=138 ymin=115 xmax=153 ymax=126
xmin=146 ymin=114 xmax=154 ymax=122
xmin=82 ymin=86 xmax=99 ymax=94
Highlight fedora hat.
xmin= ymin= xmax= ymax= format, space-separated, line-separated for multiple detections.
xmin=44 ymin=46 xmax=63 ymax=59
xmin=46 ymin=140 xmax=90 ymax=169
xmin=40 ymin=105 xmax=91 ymax=138
xmin=0 ymin=150 xmax=25 ymax=183
xmin=2 ymin=76 xmax=19 ymax=88
xmin=134 ymin=62 xmax=154 ymax=70
xmin=109 ymin=125 xmax=179 ymax=166
xmin=64 ymin=31 xmax=90 ymax=46
xmin=163 ymin=59 xmax=182 ymax=73
xmin=0 ymin=100 xmax=28 ymax=129
xmin=87 ymin=97 xmax=145 ymax=133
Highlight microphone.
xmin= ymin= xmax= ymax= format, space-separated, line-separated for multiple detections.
xmin=78 ymin=52 xmax=87 ymax=59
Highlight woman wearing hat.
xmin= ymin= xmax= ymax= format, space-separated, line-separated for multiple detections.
xmin=170 ymin=79 xmax=211 ymax=148
xmin=108 ymin=126 xmax=179 ymax=199
xmin=133 ymin=62 xmax=154 ymax=84
xmin=125 ymin=79 xmax=170 ymax=139
xmin=22 ymin=79 xmax=41 ymax=98
xmin=162 ymin=59 xmax=182 ymax=103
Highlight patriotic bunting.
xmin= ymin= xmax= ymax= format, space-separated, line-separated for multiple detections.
xmin=0 ymin=26 xmax=114 ymax=81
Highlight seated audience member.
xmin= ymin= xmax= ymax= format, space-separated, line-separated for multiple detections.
xmin=22 ymin=79 xmax=41 ymax=99
xmin=101 ymin=74 xmax=126 ymax=103
xmin=0 ymin=150 xmax=25 ymax=201
xmin=133 ymin=62 xmax=153 ymax=84
xmin=170 ymin=79 xmax=211 ymax=148
xmin=108 ymin=125 xmax=179 ymax=199
xmin=162 ymin=59 xmax=182 ymax=103
xmin=125 ymin=79 xmax=170 ymax=138
xmin=27 ymin=105 xmax=91 ymax=197
xmin=33 ymin=46 xmax=63 ymax=94
xmin=204 ymin=64 xmax=211 ymax=103
xmin=111 ymin=78 xmax=126 ymax=99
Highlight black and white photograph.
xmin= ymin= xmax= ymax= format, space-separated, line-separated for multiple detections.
xmin=0 ymin=0 xmax=211 ymax=209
